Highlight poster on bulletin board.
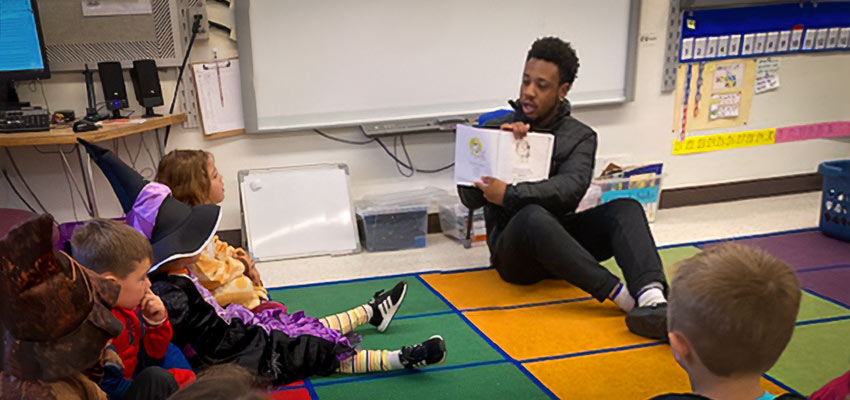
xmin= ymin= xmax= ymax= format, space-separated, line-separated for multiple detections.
xmin=672 ymin=59 xmax=756 ymax=140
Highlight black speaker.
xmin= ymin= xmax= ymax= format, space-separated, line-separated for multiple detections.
xmin=97 ymin=61 xmax=128 ymax=119
xmin=130 ymin=59 xmax=164 ymax=117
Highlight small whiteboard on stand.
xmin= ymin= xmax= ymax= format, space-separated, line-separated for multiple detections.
xmin=238 ymin=164 xmax=361 ymax=261
xmin=192 ymin=58 xmax=245 ymax=139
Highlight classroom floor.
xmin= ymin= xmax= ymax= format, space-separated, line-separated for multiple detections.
xmin=257 ymin=192 xmax=850 ymax=399
xmin=256 ymin=192 xmax=823 ymax=286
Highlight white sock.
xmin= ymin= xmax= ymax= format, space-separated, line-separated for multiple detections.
xmin=608 ymin=282 xmax=635 ymax=312
xmin=637 ymin=282 xmax=667 ymax=307
xmin=386 ymin=350 xmax=404 ymax=369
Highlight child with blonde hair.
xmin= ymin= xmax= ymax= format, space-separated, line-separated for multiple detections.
xmin=651 ymin=243 xmax=806 ymax=400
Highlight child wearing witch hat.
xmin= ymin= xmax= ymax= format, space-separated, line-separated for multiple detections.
xmin=79 ymin=139 xmax=448 ymax=385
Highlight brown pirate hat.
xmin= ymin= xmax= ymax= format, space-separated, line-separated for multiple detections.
xmin=0 ymin=214 xmax=123 ymax=381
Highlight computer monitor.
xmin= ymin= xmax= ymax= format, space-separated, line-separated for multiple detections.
xmin=0 ymin=0 xmax=50 ymax=105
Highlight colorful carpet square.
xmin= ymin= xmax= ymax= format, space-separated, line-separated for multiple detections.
xmin=264 ymin=228 xmax=849 ymax=399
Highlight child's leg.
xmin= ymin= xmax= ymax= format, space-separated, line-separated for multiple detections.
xmin=337 ymin=349 xmax=395 ymax=373
xmin=318 ymin=304 xmax=372 ymax=335
xmin=318 ymin=281 xmax=408 ymax=335
xmin=336 ymin=335 xmax=446 ymax=374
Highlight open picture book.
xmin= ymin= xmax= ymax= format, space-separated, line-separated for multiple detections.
xmin=454 ymin=124 xmax=554 ymax=186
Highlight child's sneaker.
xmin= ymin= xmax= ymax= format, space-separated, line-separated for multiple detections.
xmin=368 ymin=281 xmax=407 ymax=333
xmin=399 ymin=335 xmax=447 ymax=369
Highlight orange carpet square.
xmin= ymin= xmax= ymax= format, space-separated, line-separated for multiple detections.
xmin=524 ymin=343 xmax=786 ymax=399
xmin=465 ymin=300 xmax=655 ymax=360
xmin=422 ymin=269 xmax=587 ymax=310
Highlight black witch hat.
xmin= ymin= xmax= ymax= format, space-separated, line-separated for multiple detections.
xmin=78 ymin=139 xmax=221 ymax=272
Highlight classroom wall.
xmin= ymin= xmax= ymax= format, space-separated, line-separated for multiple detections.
xmin=2 ymin=0 xmax=848 ymax=230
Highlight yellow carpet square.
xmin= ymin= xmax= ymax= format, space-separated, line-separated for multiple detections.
xmin=422 ymin=269 xmax=587 ymax=310
xmin=465 ymin=300 xmax=655 ymax=360
xmin=524 ymin=343 xmax=787 ymax=399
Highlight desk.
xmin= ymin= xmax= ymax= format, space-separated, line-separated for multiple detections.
xmin=0 ymin=114 xmax=187 ymax=217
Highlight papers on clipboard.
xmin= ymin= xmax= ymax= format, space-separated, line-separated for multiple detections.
xmin=191 ymin=58 xmax=245 ymax=136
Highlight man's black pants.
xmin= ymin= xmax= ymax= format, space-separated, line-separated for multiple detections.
xmin=493 ymin=198 xmax=667 ymax=302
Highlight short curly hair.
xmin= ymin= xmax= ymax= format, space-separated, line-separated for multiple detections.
xmin=526 ymin=37 xmax=580 ymax=85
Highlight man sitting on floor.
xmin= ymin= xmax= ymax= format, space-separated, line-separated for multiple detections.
xmin=458 ymin=36 xmax=669 ymax=339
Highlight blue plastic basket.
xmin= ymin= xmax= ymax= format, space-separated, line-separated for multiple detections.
xmin=818 ymin=159 xmax=850 ymax=242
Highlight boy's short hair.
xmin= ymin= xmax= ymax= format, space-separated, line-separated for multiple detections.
xmin=71 ymin=219 xmax=153 ymax=278
xmin=527 ymin=36 xmax=580 ymax=85
xmin=668 ymin=243 xmax=800 ymax=377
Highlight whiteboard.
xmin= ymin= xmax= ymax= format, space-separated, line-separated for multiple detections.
xmin=238 ymin=164 xmax=360 ymax=261
xmin=236 ymin=0 xmax=639 ymax=133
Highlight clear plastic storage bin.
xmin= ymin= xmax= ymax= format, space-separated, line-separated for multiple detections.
xmin=438 ymin=200 xmax=486 ymax=245
xmin=355 ymin=188 xmax=440 ymax=252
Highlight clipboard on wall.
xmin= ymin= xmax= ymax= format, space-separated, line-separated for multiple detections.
xmin=191 ymin=58 xmax=245 ymax=139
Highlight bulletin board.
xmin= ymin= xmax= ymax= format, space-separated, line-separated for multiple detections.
xmin=669 ymin=1 xmax=850 ymax=155
xmin=678 ymin=2 xmax=850 ymax=62
xmin=672 ymin=59 xmax=756 ymax=138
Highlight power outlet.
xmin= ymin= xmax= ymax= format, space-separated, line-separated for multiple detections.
xmin=187 ymin=4 xmax=210 ymax=41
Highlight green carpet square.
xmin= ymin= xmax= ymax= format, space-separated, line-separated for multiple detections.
xmin=313 ymin=362 xmax=550 ymax=399
xmin=268 ymin=277 xmax=449 ymax=319
xmin=797 ymin=292 xmax=850 ymax=322
xmin=602 ymin=246 xmax=702 ymax=281
xmin=313 ymin=313 xmax=503 ymax=383
xmin=768 ymin=319 xmax=850 ymax=395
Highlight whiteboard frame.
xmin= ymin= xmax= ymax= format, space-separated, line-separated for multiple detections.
xmin=236 ymin=0 xmax=640 ymax=134
xmin=238 ymin=164 xmax=361 ymax=261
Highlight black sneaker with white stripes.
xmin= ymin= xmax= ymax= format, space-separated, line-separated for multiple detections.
xmin=399 ymin=335 xmax=447 ymax=369
xmin=368 ymin=281 xmax=407 ymax=333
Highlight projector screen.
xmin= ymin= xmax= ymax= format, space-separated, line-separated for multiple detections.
xmin=236 ymin=0 xmax=638 ymax=133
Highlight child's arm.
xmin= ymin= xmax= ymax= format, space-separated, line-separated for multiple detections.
xmin=233 ymin=247 xmax=263 ymax=286
xmin=217 ymin=236 xmax=263 ymax=287
xmin=98 ymin=344 xmax=133 ymax=400
xmin=141 ymin=289 xmax=173 ymax=359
